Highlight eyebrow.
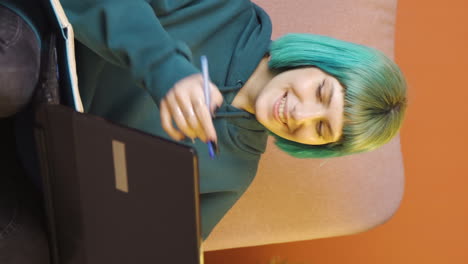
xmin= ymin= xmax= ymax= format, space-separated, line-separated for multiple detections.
xmin=327 ymin=79 xmax=334 ymax=107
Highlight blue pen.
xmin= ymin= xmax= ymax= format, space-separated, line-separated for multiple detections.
xmin=201 ymin=55 xmax=217 ymax=159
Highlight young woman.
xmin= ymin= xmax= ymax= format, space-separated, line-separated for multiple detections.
xmin=61 ymin=0 xmax=406 ymax=240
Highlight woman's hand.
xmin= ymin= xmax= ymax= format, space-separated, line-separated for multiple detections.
xmin=160 ymin=74 xmax=223 ymax=143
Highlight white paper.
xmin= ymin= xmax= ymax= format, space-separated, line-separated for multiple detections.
xmin=49 ymin=0 xmax=84 ymax=113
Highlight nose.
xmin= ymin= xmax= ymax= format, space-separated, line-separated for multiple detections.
xmin=291 ymin=102 xmax=326 ymax=124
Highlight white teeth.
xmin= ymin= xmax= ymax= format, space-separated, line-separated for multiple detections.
xmin=278 ymin=96 xmax=287 ymax=124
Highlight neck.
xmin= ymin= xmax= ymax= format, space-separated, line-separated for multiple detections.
xmin=232 ymin=56 xmax=274 ymax=114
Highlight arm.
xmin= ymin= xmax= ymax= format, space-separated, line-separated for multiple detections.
xmin=61 ymin=0 xmax=199 ymax=105
xmin=63 ymin=0 xmax=223 ymax=141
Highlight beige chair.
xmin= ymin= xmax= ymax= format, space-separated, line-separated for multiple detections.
xmin=204 ymin=0 xmax=404 ymax=251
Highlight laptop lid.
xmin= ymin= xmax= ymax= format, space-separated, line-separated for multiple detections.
xmin=35 ymin=104 xmax=203 ymax=264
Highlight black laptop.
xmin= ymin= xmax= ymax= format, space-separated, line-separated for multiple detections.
xmin=34 ymin=104 xmax=203 ymax=264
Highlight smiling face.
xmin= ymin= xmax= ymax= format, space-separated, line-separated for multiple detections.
xmin=254 ymin=67 xmax=345 ymax=145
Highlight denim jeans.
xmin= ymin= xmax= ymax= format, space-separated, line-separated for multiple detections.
xmin=0 ymin=5 xmax=50 ymax=264
xmin=0 ymin=5 xmax=40 ymax=118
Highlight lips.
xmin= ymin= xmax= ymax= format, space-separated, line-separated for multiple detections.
xmin=274 ymin=92 xmax=288 ymax=127
xmin=278 ymin=96 xmax=287 ymax=123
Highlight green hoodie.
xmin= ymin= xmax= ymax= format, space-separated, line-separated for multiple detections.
xmin=61 ymin=0 xmax=272 ymax=239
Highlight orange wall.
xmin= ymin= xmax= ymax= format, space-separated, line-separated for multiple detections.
xmin=205 ymin=0 xmax=468 ymax=263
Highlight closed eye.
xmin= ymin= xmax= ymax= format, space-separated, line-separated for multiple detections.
xmin=326 ymin=79 xmax=333 ymax=107
xmin=316 ymin=120 xmax=334 ymax=141
xmin=316 ymin=120 xmax=323 ymax=138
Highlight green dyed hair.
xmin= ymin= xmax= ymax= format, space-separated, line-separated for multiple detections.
xmin=268 ymin=34 xmax=407 ymax=158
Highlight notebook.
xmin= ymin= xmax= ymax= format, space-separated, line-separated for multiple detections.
xmin=34 ymin=104 xmax=203 ymax=264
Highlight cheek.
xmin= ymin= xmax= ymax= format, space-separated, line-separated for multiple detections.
xmin=254 ymin=96 xmax=268 ymax=119
xmin=292 ymin=79 xmax=315 ymax=98
xmin=256 ymin=86 xmax=275 ymax=114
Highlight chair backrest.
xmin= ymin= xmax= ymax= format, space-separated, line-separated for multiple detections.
xmin=203 ymin=0 xmax=404 ymax=251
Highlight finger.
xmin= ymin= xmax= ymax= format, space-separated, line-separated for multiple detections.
xmin=180 ymin=95 xmax=208 ymax=142
xmin=193 ymin=98 xmax=217 ymax=143
xmin=210 ymin=83 xmax=224 ymax=114
xmin=173 ymin=89 xmax=203 ymax=140
xmin=160 ymin=99 xmax=185 ymax=141
xmin=166 ymin=92 xmax=197 ymax=140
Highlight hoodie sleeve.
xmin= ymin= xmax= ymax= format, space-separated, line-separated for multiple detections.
xmin=61 ymin=0 xmax=199 ymax=105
